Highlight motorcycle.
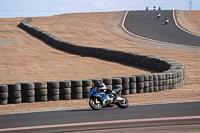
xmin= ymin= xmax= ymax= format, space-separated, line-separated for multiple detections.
xmin=157 ymin=13 xmax=161 ymax=19
xmin=165 ymin=19 xmax=169 ymax=25
xmin=89 ymin=87 xmax=129 ymax=110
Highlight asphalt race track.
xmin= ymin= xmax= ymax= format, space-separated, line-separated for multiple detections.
xmin=0 ymin=102 xmax=200 ymax=132
xmin=124 ymin=10 xmax=200 ymax=47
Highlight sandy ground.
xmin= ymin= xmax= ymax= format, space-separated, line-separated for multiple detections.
xmin=0 ymin=10 xmax=199 ymax=114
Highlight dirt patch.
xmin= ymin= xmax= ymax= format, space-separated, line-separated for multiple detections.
xmin=175 ymin=10 xmax=200 ymax=36
xmin=0 ymin=11 xmax=200 ymax=114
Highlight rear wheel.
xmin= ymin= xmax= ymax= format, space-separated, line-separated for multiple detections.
xmin=116 ymin=96 xmax=129 ymax=109
xmin=89 ymin=97 xmax=102 ymax=110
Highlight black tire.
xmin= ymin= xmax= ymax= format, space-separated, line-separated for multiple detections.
xmin=8 ymin=97 xmax=21 ymax=104
xmin=59 ymin=88 xmax=71 ymax=94
xmin=20 ymin=82 xmax=34 ymax=90
xmin=89 ymin=97 xmax=102 ymax=110
xmin=0 ymin=92 xmax=8 ymax=100
xmin=136 ymin=75 xmax=144 ymax=82
xmin=130 ymin=89 xmax=137 ymax=94
xmin=0 ymin=85 xmax=8 ymax=93
xmin=0 ymin=99 xmax=8 ymax=105
xmin=21 ymin=90 xmax=35 ymax=97
xmin=8 ymin=84 xmax=21 ymax=91
xmin=112 ymin=78 xmax=122 ymax=85
xmin=154 ymin=86 xmax=159 ymax=92
xmin=35 ymin=89 xmax=47 ymax=95
xmin=34 ymin=82 xmax=47 ymax=89
xmin=129 ymin=76 xmax=136 ymax=83
xmin=35 ymin=95 xmax=48 ymax=102
xmin=143 ymin=75 xmax=149 ymax=81
xmin=122 ymin=89 xmax=129 ymax=95
xmin=82 ymin=79 xmax=92 ymax=87
xmin=82 ymin=86 xmax=91 ymax=93
xmin=148 ymin=74 xmax=154 ymax=81
xmin=71 ymin=87 xmax=82 ymax=93
xmin=129 ymin=83 xmax=136 ymax=89
xmin=48 ymin=95 xmax=59 ymax=101
xmin=120 ymin=77 xmax=129 ymax=83
xmin=71 ymin=80 xmax=82 ymax=87
xmin=102 ymin=78 xmax=112 ymax=85
xmin=144 ymin=87 xmax=149 ymax=93
xmin=22 ymin=96 xmax=35 ymax=103
xmin=8 ymin=91 xmax=21 ymax=98
xmin=149 ymin=87 xmax=154 ymax=92
xmin=83 ymin=92 xmax=89 ymax=98
xmin=60 ymin=81 xmax=71 ymax=88
xmin=116 ymin=96 xmax=129 ymax=109
xmin=48 ymin=89 xmax=59 ymax=95
xmin=71 ymin=93 xmax=82 ymax=99
xmin=60 ymin=94 xmax=71 ymax=100
xmin=47 ymin=81 xmax=59 ymax=89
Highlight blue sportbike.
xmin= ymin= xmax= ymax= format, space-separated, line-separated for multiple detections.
xmin=89 ymin=87 xmax=129 ymax=110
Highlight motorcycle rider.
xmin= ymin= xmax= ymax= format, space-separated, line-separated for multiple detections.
xmin=165 ymin=17 xmax=169 ymax=25
xmin=92 ymin=80 xmax=112 ymax=94
xmin=157 ymin=12 xmax=161 ymax=19
xmin=153 ymin=6 xmax=156 ymax=10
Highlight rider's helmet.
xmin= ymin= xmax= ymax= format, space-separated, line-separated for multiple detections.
xmin=92 ymin=80 xmax=101 ymax=87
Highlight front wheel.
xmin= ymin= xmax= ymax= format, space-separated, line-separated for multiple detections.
xmin=89 ymin=97 xmax=102 ymax=110
xmin=116 ymin=96 xmax=129 ymax=109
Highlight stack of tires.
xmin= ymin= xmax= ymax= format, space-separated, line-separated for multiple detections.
xmin=103 ymin=78 xmax=112 ymax=90
xmin=112 ymin=78 xmax=122 ymax=95
xmin=34 ymin=82 xmax=47 ymax=102
xmin=136 ymin=75 xmax=144 ymax=93
xmin=129 ymin=76 xmax=137 ymax=94
xmin=47 ymin=81 xmax=59 ymax=101
xmin=59 ymin=80 xmax=71 ymax=100
xmin=82 ymin=79 xmax=92 ymax=98
xmin=21 ymin=82 xmax=35 ymax=103
xmin=143 ymin=75 xmax=150 ymax=93
xmin=0 ymin=85 xmax=8 ymax=105
xmin=153 ymin=74 xmax=159 ymax=92
xmin=71 ymin=80 xmax=82 ymax=99
xmin=8 ymin=84 xmax=21 ymax=104
xmin=120 ymin=77 xmax=129 ymax=95
xmin=148 ymin=75 xmax=154 ymax=92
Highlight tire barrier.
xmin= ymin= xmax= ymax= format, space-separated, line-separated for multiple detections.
xmin=0 ymin=18 xmax=185 ymax=105
xmin=71 ymin=80 xmax=82 ymax=99
xmin=103 ymin=78 xmax=112 ymax=90
xmin=8 ymin=84 xmax=21 ymax=104
xmin=34 ymin=82 xmax=47 ymax=102
xmin=47 ymin=81 xmax=59 ymax=101
xmin=129 ymin=76 xmax=136 ymax=94
xmin=112 ymin=78 xmax=122 ymax=95
xmin=20 ymin=82 xmax=35 ymax=103
xmin=82 ymin=79 xmax=92 ymax=98
xmin=0 ymin=85 xmax=8 ymax=105
xmin=59 ymin=80 xmax=71 ymax=100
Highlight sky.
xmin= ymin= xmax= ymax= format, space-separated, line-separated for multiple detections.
xmin=0 ymin=0 xmax=200 ymax=18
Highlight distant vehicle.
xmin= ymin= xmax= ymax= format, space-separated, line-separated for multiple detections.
xmin=165 ymin=17 xmax=169 ymax=25
xmin=153 ymin=6 xmax=156 ymax=10
xmin=158 ymin=7 xmax=161 ymax=10
xmin=157 ymin=12 xmax=161 ymax=19
xmin=146 ymin=7 xmax=149 ymax=10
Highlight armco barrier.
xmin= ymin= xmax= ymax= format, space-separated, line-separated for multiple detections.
xmin=0 ymin=18 xmax=185 ymax=105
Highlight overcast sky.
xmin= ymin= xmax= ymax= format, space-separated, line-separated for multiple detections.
xmin=0 ymin=0 xmax=200 ymax=18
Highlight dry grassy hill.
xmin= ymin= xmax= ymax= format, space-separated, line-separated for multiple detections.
xmin=0 ymin=10 xmax=199 ymax=114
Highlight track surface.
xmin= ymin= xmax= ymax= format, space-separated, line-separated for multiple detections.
xmin=0 ymin=102 xmax=200 ymax=132
xmin=124 ymin=10 xmax=200 ymax=46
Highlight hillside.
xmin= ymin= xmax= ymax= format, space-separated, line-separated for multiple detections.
xmin=0 ymin=10 xmax=199 ymax=114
